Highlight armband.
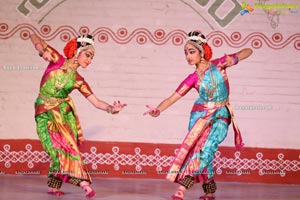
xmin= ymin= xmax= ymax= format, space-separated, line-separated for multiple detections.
xmin=233 ymin=54 xmax=239 ymax=65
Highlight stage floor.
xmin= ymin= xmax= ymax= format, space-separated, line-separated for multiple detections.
xmin=1 ymin=175 xmax=299 ymax=200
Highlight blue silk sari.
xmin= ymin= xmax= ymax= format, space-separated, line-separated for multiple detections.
xmin=166 ymin=58 xmax=243 ymax=184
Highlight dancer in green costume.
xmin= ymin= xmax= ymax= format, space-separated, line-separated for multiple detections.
xmin=31 ymin=33 xmax=126 ymax=198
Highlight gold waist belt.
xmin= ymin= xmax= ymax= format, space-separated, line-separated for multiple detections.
xmin=191 ymin=99 xmax=229 ymax=111
xmin=39 ymin=93 xmax=65 ymax=104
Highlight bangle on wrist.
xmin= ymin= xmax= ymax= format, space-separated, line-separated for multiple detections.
xmin=233 ymin=54 xmax=239 ymax=65
xmin=38 ymin=45 xmax=48 ymax=57
xmin=39 ymin=50 xmax=45 ymax=57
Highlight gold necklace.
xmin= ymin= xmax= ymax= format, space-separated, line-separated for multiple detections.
xmin=55 ymin=60 xmax=76 ymax=92
xmin=199 ymin=63 xmax=216 ymax=101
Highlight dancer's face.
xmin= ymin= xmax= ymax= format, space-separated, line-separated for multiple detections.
xmin=77 ymin=46 xmax=95 ymax=68
xmin=184 ymin=44 xmax=201 ymax=66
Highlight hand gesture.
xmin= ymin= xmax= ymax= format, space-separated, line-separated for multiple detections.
xmin=143 ymin=105 xmax=160 ymax=117
xmin=110 ymin=100 xmax=127 ymax=114
xmin=41 ymin=51 xmax=56 ymax=63
xmin=35 ymin=42 xmax=56 ymax=63
xmin=217 ymin=54 xmax=236 ymax=68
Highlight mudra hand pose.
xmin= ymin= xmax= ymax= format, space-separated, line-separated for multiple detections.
xmin=31 ymin=34 xmax=126 ymax=198
xmin=144 ymin=30 xmax=252 ymax=200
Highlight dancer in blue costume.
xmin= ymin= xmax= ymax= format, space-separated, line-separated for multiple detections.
xmin=144 ymin=30 xmax=252 ymax=200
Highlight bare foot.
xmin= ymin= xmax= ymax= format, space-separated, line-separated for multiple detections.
xmin=80 ymin=181 xmax=96 ymax=198
xmin=172 ymin=186 xmax=186 ymax=199
xmin=47 ymin=187 xmax=64 ymax=196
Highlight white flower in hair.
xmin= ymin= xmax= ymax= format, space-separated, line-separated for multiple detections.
xmin=189 ymin=35 xmax=207 ymax=44
xmin=77 ymin=36 xmax=94 ymax=46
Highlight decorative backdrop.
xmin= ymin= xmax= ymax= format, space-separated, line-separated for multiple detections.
xmin=1 ymin=140 xmax=299 ymax=184
xmin=1 ymin=23 xmax=300 ymax=49
xmin=0 ymin=0 xmax=299 ymax=184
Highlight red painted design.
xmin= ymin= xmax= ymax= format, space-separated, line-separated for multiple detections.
xmin=0 ymin=139 xmax=299 ymax=184
xmin=0 ymin=23 xmax=300 ymax=50
xmin=212 ymin=37 xmax=223 ymax=47
xmin=251 ymin=39 xmax=263 ymax=49
xmin=60 ymin=32 xmax=71 ymax=42
xmin=117 ymin=28 xmax=127 ymax=37
xmin=98 ymin=33 xmax=109 ymax=43
xmin=136 ymin=35 xmax=147 ymax=44
xmin=231 ymin=32 xmax=241 ymax=42
xmin=41 ymin=25 xmax=51 ymax=34
xmin=294 ymin=40 xmax=300 ymax=50
xmin=79 ymin=26 xmax=90 ymax=35
xmin=207 ymin=31 xmax=300 ymax=50
xmin=0 ymin=23 xmax=8 ymax=32
xmin=154 ymin=29 xmax=165 ymax=39
xmin=272 ymin=33 xmax=282 ymax=42
xmin=20 ymin=30 xmax=30 ymax=40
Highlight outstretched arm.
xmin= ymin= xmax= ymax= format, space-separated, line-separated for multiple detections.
xmin=235 ymin=48 xmax=253 ymax=62
xmin=218 ymin=48 xmax=253 ymax=68
xmin=87 ymin=94 xmax=126 ymax=114
xmin=144 ymin=92 xmax=182 ymax=117
xmin=30 ymin=34 xmax=56 ymax=62
xmin=144 ymin=72 xmax=197 ymax=117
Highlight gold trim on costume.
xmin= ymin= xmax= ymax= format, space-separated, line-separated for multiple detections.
xmin=39 ymin=93 xmax=66 ymax=105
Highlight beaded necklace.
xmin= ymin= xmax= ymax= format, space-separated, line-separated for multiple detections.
xmin=197 ymin=62 xmax=216 ymax=101
xmin=54 ymin=59 xmax=76 ymax=93
xmin=203 ymin=64 xmax=216 ymax=100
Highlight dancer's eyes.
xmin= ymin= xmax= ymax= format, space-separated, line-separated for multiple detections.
xmin=184 ymin=50 xmax=196 ymax=55
xmin=85 ymin=52 xmax=94 ymax=59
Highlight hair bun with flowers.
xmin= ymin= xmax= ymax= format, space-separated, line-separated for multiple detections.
xmin=76 ymin=34 xmax=94 ymax=48
xmin=186 ymin=30 xmax=212 ymax=61
xmin=63 ymin=34 xmax=94 ymax=59
xmin=63 ymin=38 xmax=77 ymax=59
xmin=188 ymin=30 xmax=207 ymax=44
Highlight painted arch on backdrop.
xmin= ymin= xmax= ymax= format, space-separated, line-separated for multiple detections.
xmin=16 ymin=0 xmax=243 ymax=29
xmin=180 ymin=0 xmax=242 ymax=29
